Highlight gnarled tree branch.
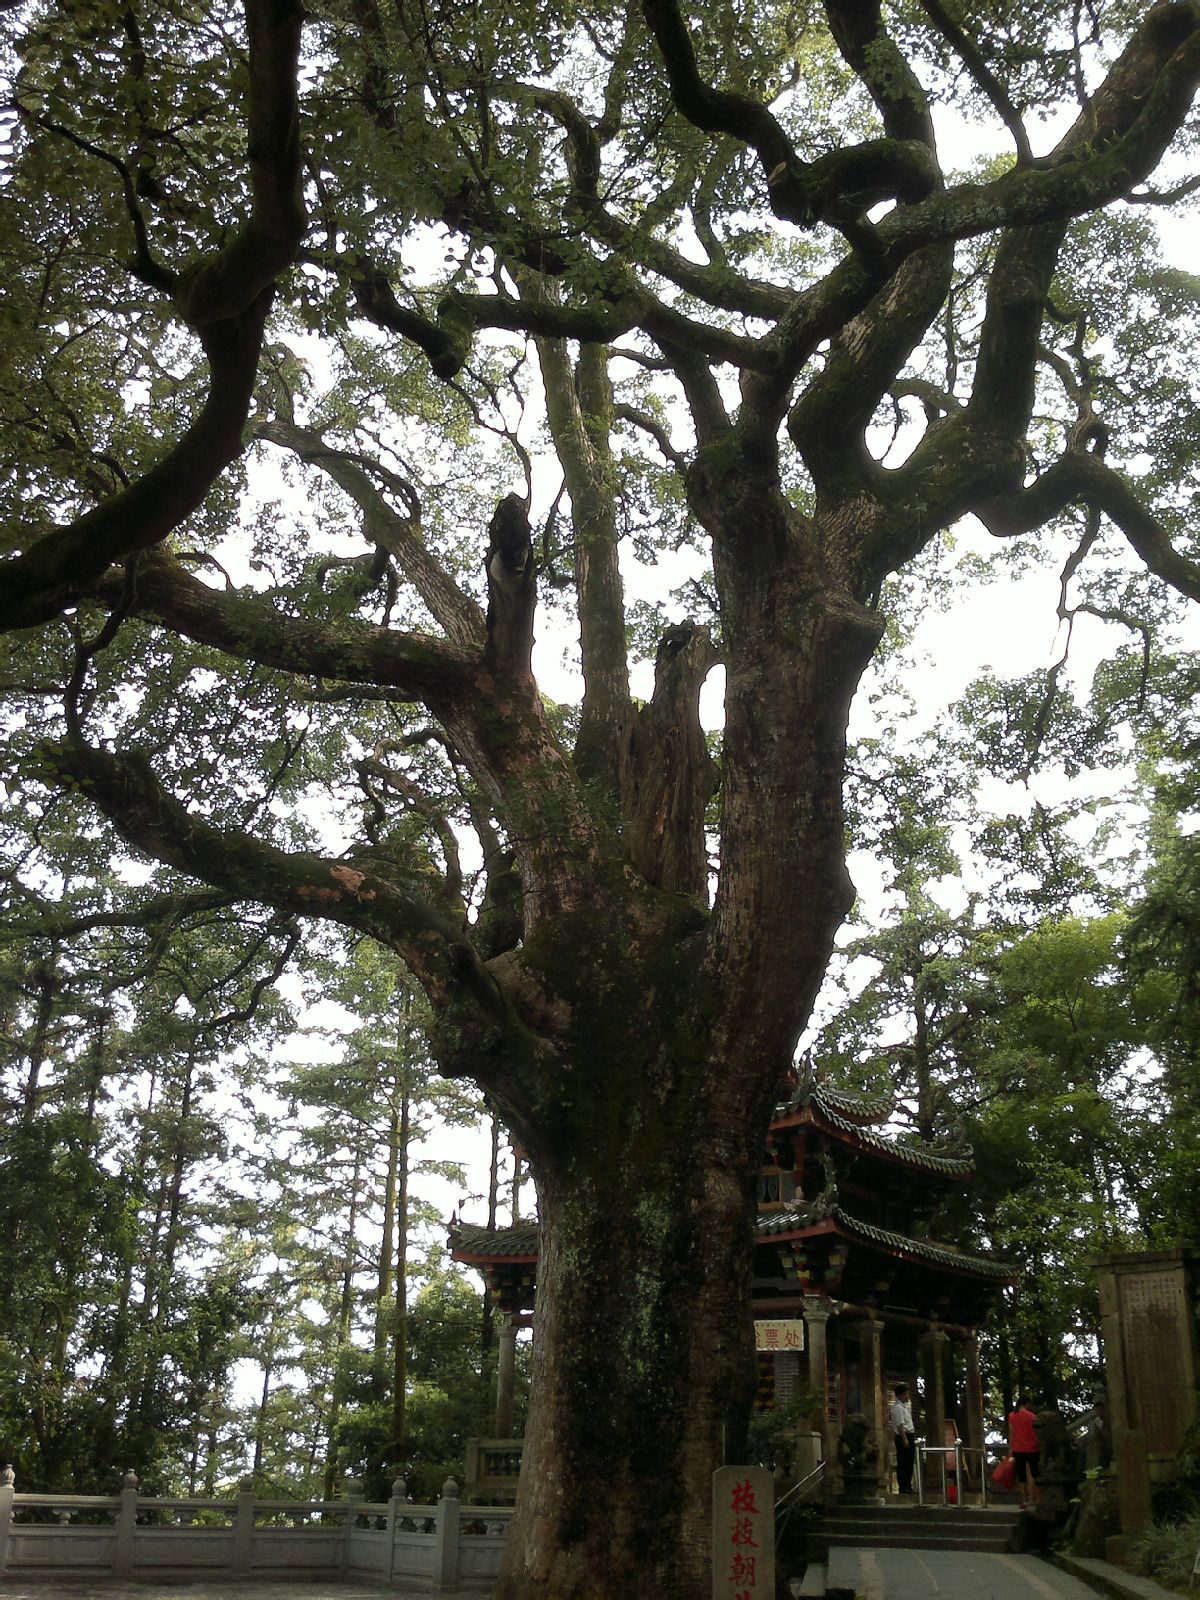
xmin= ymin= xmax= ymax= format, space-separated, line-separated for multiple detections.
xmin=254 ymin=418 xmax=486 ymax=650
xmin=978 ymin=450 xmax=1200 ymax=604
xmin=0 ymin=0 xmax=306 ymax=635
xmin=35 ymin=737 xmax=500 ymax=1015
xmin=96 ymin=549 xmax=478 ymax=702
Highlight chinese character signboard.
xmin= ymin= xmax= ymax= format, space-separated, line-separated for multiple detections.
xmin=712 ymin=1466 xmax=774 ymax=1600
xmin=754 ymin=1319 xmax=805 ymax=1352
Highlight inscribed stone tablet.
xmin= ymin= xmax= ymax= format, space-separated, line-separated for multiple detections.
xmin=1118 ymin=1266 xmax=1192 ymax=1454
xmin=712 ymin=1465 xmax=775 ymax=1600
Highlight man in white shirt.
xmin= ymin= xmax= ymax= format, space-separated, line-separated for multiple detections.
xmin=889 ymin=1382 xmax=916 ymax=1494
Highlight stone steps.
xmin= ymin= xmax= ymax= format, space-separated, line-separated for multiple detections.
xmin=809 ymin=1502 xmax=1022 ymax=1555
xmin=794 ymin=1561 xmax=827 ymax=1596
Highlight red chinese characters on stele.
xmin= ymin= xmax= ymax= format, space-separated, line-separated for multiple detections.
xmin=715 ymin=1464 xmax=774 ymax=1598
xmin=730 ymin=1479 xmax=759 ymax=1516
xmin=729 ymin=1477 xmax=759 ymax=1588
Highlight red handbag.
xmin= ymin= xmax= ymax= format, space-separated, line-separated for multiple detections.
xmin=991 ymin=1454 xmax=1017 ymax=1491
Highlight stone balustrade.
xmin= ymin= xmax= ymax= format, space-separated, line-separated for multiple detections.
xmin=0 ymin=1465 xmax=512 ymax=1592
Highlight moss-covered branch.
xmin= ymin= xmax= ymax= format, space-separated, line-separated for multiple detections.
xmin=1 ymin=300 xmax=275 ymax=633
xmin=642 ymin=0 xmax=937 ymax=241
xmin=174 ymin=0 xmax=306 ymax=327
xmin=255 ymin=419 xmax=486 ymax=650
xmin=531 ymin=323 xmax=633 ymax=798
xmin=35 ymin=737 xmax=499 ymax=1014
xmin=0 ymin=0 xmax=306 ymax=634
xmin=101 ymin=550 xmax=477 ymax=703
xmin=978 ymin=450 xmax=1200 ymax=604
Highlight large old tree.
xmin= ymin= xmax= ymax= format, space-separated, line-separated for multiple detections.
xmin=3 ymin=0 xmax=1200 ymax=1590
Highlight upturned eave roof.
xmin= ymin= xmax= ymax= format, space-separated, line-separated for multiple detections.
xmin=449 ymin=1222 xmax=540 ymax=1264
xmin=758 ymin=1203 xmax=1015 ymax=1282
xmin=772 ymin=1088 xmax=975 ymax=1180
xmin=449 ymin=1207 xmax=1012 ymax=1284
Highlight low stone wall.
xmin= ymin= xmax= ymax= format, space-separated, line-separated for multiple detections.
xmin=0 ymin=1467 xmax=512 ymax=1593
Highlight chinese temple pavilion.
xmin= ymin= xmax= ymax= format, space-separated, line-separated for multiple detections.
xmin=451 ymin=1070 xmax=1014 ymax=1492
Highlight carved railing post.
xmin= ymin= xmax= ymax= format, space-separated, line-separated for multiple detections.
xmin=340 ymin=1477 xmax=363 ymax=1575
xmin=433 ymin=1476 xmax=461 ymax=1593
xmin=233 ymin=1475 xmax=256 ymax=1575
xmin=386 ymin=1477 xmax=406 ymax=1581
xmin=0 ymin=1464 xmax=15 ymax=1574
xmin=114 ymin=1470 xmax=139 ymax=1578
xmin=342 ymin=1478 xmax=366 ymax=1580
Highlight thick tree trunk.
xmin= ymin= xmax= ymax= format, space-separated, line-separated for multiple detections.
xmin=495 ymin=1107 xmax=758 ymax=1600
xmin=493 ymin=513 xmax=881 ymax=1597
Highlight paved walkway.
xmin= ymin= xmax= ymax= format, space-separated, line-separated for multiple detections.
xmin=0 ymin=1586 xmax=447 ymax=1600
xmin=826 ymin=1546 xmax=1109 ymax=1598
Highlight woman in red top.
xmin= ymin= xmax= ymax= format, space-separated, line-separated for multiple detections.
xmin=1007 ymin=1396 xmax=1040 ymax=1509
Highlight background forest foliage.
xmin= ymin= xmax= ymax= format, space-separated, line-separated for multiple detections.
xmin=0 ymin=919 xmax=530 ymax=1497
xmin=818 ymin=636 xmax=1200 ymax=1410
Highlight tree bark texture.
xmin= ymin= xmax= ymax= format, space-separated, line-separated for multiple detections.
xmin=496 ymin=1140 xmax=755 ymax=1599
xmin=485 ymin=532 xmax=880 ymax=1596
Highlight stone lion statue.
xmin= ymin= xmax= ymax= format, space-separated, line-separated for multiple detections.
xmin=837 ymin=1412 xmax=878 ymax=1472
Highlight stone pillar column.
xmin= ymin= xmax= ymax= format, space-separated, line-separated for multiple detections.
xmin=921 ymin=1327 xmax=949 ymax=1494
xmin=946 ymin=1337 xmax=960 ymax=1435
xmin=495 ymin=1315 xmax=517 ymax=1438
xmin=923 ymin=1328 xmax=948 ymax=1440
xmin=859 ymin=1315 xmax=888 ymax=1496
xmin=964 ymin=1334 xmax=985 ymax=1458
xmin=803 ymin=1296 xmax=832 ymax=1423
xmin=803 ymin=1294 xmax=834 ymax=1489
xmin=1095 ymin=1261 xmax=1150 ymax=1535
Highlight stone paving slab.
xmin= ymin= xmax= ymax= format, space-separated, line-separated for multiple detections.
xmin=0 ymin=1585 xmax=475 ymax=1600
xmin=826 ymin=1546 xmax=1108 ymax=1599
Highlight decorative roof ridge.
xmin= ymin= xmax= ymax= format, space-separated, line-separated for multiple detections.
xmin=780 ymin=1095 xmax=975 ymax=1177
xmin=757 ymin=1202 xmax=1015 ymax=1281
xmin=812 ymin=1082 xmax=895 ymax=1124
xmin=830 ymin=1206 xmax=1015 ymax=1279
xmin=894 ymin=1127 xmax=975 ymax=1164
xmin=775 ymin=1063 xmax=893 ymax=1126
xmin=449 ymin=1220 xmax=541 ymax=1259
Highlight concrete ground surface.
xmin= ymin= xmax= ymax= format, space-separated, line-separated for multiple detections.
xmin=0 ymin=1558 xmax=1185 ymax=1600
xmin=0 ymin=1586 xmax=469 ymax=1600
xmin=824 ymin=1546 xmax=1160 ymax=1599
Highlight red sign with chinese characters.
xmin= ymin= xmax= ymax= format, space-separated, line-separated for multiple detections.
xmin=712 ymin=1466 xmax=774 ymax=1599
